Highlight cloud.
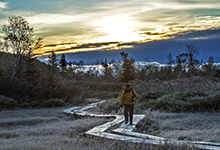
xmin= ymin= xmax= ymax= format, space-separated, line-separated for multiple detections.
xmin=26 ymin=13 xmax=79 ymax=25
xmin=34 ymin=41 xmax=134 ymax=57
xmin=0 ymin=2 xmax=7 ymax=10
xmin=37 ymin=29 xmax=220 ymax=64
xmin=1 ymin=0 xmax=220 ymax=54
xmin=147 ymin=1 xmax=220 ymax=10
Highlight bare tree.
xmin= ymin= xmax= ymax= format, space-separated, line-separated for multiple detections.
xmin=185 ymin=43 xmax=200 ymax=69
xmin=2 ymin=16 xmax=34 ymax=79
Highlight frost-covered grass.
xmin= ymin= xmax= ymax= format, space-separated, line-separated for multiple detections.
xmin=136 ymin=110 xmax=220 ymax=142
xmin=0 ymin=108 xmax=199 ymax=150
xmin=98 ymin=77 xmax=220 ymax=113
xmin=132 ymin=77 xmax=220 ymax=113
xmin=0 ymin=108 xmax=109 ymax=149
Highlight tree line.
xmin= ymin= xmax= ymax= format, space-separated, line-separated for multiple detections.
xmin=47 ymin=45 xmax=220 ymax=83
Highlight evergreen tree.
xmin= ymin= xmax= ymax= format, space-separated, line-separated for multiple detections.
xmin=25 ymin=38 xmax=43 ymax=82
xmin=95 ymin=59 xmax=100 ymax=65
xmin=110 ymin=59 xmax=116 ymax=64
xmin=48 ymin=50 xmax=58 ymax=74
xmin=59 ymin=54 xmax=67 ymax=72
xmin=202 ymin=56 xmax=215 ymax=77
xmin=207 ymin=56 xmax=214 ymax=64
xmin=103 ymin=65 xmax=114 ymax=82
xmin=102 ymin=58 xmax=108 ymax=67
xmin=167 ymin=53 xmax=174 ymax=65
xmin=77 ymin=60 xmax=84 ymax=66
xmin=100 ymin=58 xmax=104 ymax=65
xmin=120 ymin=51 xmax=128 ymax=61
xmin=145 ymin=57 xmax=150 ymax=62
xmin=120 ymin=51 xmax=136 ymax=82
xmin=138 ymin=67 xmax=147 ymax=80
xmin=68 ymin=61 xmax=72 ymax=68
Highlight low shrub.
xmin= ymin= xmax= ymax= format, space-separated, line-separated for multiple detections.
xmin=138 ymin=92 xmax=165 ymax=103
xmin=88 ymin=91 xmax=119 ymax=99
xmin=18 ymin=102 xmax=34 ymax=108
xmin=187 ymin=93 xmax=220 ymax=111
xmin=137 ymin=90 xmax=220 ymax=112
xmin=102 ymin=102 xmax=121 ymax=114
xmin=68 ymin=91 xmax=89 ymax=106
xmin=42 ymin=99 xmax=66 ymax=108
xmin=147 ymin=97 xmax=187 ymax=112
xmin=98 ymin=98 xmax=122 ymax=114
xmin=0 ymin=95 xmax=17 ymax=110
xmin=88 ymin=82 xmax=123 ymax=92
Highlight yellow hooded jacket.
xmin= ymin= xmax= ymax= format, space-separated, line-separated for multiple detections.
xmin=120 ymin=89 xmax=138 ymax=105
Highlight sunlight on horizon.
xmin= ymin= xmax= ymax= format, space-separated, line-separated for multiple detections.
xmin=92 ymin=15 xmax=143 ymax=43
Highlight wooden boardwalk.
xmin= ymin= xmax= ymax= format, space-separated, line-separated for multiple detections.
xmin=63 ymin=100 xmax=220 ymax=150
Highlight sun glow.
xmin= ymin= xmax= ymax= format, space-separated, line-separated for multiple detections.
xmin=92 ymin=15 xmax=144 ymax=43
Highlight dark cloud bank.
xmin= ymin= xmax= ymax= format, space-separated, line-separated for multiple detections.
xmin=39 ymin=28 xmax=220 ymax=64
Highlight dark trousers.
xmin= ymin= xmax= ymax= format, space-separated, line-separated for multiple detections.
xmin=124 ymin=104 xmax=134 ymax=123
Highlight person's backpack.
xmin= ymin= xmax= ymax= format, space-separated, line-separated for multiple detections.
xmin=131 ymin=89 xmax=135 ymax=101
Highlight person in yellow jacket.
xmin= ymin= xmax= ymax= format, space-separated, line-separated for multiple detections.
xmin=120 ymin=83 xmax=138 ymax=125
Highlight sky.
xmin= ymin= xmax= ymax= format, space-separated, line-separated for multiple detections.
xmin=0 ymin=0 xmax=220 ymax=64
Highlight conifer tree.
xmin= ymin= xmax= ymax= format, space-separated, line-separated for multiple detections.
xmin=103 ymin=65 xmax=114 ymax=82
xmin=48 ymin=50 xmax=58 ymax=74
xmin=59 ymin=54 xmax=67 ymax=72
xmin=167 ymin=53 xmax=174 ymax=65
xmin=120 ymin=51 xmax=135 ymax=82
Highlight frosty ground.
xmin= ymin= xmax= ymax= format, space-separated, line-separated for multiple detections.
xmin=0 ymin=107 xmax=219 ymax=150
